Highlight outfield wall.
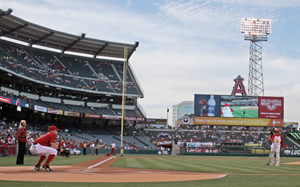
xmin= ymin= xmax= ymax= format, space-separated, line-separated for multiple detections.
xmin=180 ymin=147 xmax=300 ymax=157
xmin=0 ymin=146 xmax=171 ymax=157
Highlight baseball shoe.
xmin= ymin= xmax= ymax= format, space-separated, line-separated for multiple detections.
xmin=266 ymin=163 xmax=269 ymax=165
xmin=275 ymin=164 xmax=280 ymax=167
xmin=42 ymin=165 xmax=53 ymax=172
xmin=34 ymin=165 xmax=40 ymax=171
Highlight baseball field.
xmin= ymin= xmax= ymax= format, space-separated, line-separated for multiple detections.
xmin=227 ymin=106 xmax=258 ymax=118
xmin=1 ymin=154 xmax=300 ymax=187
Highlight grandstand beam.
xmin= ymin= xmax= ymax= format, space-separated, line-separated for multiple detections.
xmin=0 ymin=22 xmax=29 ymax=36
xmin=30 ymin=31 xmax=55 ymax=47
xmin=94 ymin=42 xmax=108 ymax=58
xmin=127 ymin=41 xmax=139 ymax=60
xmin=0 ymin=8 xmax=13 ymax=17
xmin=62 ymin=33 xmax=86 ymax=53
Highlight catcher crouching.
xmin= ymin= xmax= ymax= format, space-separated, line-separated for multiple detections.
xmin=29 ymin=126 xmax=70 ymax=171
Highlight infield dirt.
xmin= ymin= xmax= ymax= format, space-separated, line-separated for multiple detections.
xmin=0 ymin=156 xmax=226 ymax=182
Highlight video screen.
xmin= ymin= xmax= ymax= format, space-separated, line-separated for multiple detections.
xmin=194 ymin=95 xmax=221 ymax=117
xmin=220 ymin=95 xmax=258 ymax=118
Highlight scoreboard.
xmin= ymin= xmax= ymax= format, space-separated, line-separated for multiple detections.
xmin=194 ymin=94 xmax=284 ymax=126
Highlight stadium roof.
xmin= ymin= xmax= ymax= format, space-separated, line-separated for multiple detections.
xmin=0 ymin=9 xmax=139 ymax=59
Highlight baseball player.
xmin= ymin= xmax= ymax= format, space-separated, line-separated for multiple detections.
xmin=221 ymin=103 xmax=234 ymax=117
xmin=111 ymin=141 xmax=116 ymax=156
xmin=268 ymin=129 xmax=284 ymax=167
xmin=29 ymin=126 xmax=64 ymax=171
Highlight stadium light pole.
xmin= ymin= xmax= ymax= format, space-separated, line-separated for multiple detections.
xmin=241 ymin=18 xmax=271 ymax=96
xmin=167 ymin=108 xmax=169 ymax=128
xmin=120 ymin=47 xmax=128 ymax=156
xmin=243 ymin=111 xmax=245 ymax=129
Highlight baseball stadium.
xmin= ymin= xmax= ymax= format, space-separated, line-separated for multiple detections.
xmin=0 ymin=8 xmax=300 ymax=187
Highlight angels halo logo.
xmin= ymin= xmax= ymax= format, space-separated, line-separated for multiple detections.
xmin=266 ymin=103 xmax=277 ymax=111
xmin=261 ymin=99 xmax=282 ymax=111
xmin=182 ymin=116 xmax=191 ymax=124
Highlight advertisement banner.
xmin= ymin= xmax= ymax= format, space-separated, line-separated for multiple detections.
xmin=34 ymin=105 xmax=47 ymax=112
xmin=157 ymin=150 xmax=170 ymax=155
xmin=284 ymin=122 xmax=298 ymax=128
xmin=0 ymin=96 xmax=11 ymax=104
xmin=10 ymin=99 xmax=25 ymax=107
xmin=136 ymin=118 xmax=167 ymax=124
xmin=102 ymin=115 xmax=122 ymax=120
xmin=187 ymin=142 xmax=214 ymax=147
xmin=195 ymin=95 xmax=221 ymax=117
xmin=64 ymin=111 xmax=80 ymax=117
xmin=84 ymin=113 xmax=101 ymax=119
xmin=194 ymin=117 xmax=283 ymax=126
xmin=178 ymin=142 xmax=214 ymax=148
xmin=101 ymin=115 xmax=146 ymax=121
xmin=47 ymin=108 xmax=63 ymax=115
xmin=187 ymin=148 xmax=220 ymax=153
xmin=124 ymin=116 xmax=145 ymax=121
xmin=258 ymin=97 xmax=284 ymax=119
xmin=284 ymin=149 xmax=300 ymax=156
xmin=156 ymin=141 xmax=172 ymax=146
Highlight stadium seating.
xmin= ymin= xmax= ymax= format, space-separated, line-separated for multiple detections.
xmin=0 ymin=40 xmax=141 ymax=95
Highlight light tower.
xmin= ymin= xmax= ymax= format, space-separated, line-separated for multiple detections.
xmin=241 ymin=18 xmax=271 ymax=96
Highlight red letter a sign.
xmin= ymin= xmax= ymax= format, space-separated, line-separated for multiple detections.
xmin=231 ymin=75 xmax=247 ymax=96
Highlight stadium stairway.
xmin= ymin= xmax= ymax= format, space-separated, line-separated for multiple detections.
xmin=103 ymin=126 xmax=118 ymax=135
xmin=138 ymin=129 xmax=151 ymax=142
xmin=112 ymin=135 xmax=144 ymax=148
xmin=72 ymin=134 xmax=90 ymax=141
xmin=287 ymin=132 xmax=300 ymax=147
xmin=133 ymin=136 xmax=149 ymax=147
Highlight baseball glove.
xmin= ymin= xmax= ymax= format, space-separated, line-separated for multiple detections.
xmin=57 ymin=148 xmax=70 ymax=158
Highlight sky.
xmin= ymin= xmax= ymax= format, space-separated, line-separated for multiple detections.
xmin=1 ymin=0 xmax=300 ymax=125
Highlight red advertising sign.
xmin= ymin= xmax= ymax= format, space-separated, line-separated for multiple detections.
xmin=0 ymin=96 xmax=11 ymax=104
xmin=47 ymin=108 xmax=63 ymax=115
xmin=156 ymin=141 xmax=172 ymax=146
xmin=259 ymin=97 xmax=284 ymax=119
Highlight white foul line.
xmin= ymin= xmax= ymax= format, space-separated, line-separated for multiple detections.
xmin=87 ymin=156 xmax=115 ymax=169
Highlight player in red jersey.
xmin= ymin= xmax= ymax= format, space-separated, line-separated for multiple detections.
xmin=29 ymin=126 xmax=64 ymax=171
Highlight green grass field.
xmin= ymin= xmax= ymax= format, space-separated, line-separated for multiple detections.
xmin=230 ymin=106 xmax=258 ymax=118
xmin=1 ymin=155 xmax=300 ymax=187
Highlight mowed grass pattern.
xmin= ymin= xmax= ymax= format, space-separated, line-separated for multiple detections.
xmin=0 ymin=155 xmax=101 ymax=166
xmin=1 ymin=155 xmax=300 ymax=187
xmin=111 ymin=156 xmax=300 ymax=174
xmin=231 ymin=106 xmax=258 ymax=118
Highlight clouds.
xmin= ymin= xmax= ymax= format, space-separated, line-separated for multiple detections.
xmin=0 ymin=0 xmax=299 ymax=123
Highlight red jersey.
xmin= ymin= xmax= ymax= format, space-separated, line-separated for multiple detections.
xmin=271 ymin=134 xmax=284 ymax=148
xmin=33 ymin=132 xmax=56 ymax=147
xmin=17 ymin=127 xmax=27 ymax=143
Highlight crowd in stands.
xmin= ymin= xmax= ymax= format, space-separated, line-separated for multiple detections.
xmin=0 ymin=40 xmax=140 ymax=94
xmin=0 ymin=119 xmax=163 ymax=156
xmin=145 ymin=125 xmax=299 ymax=149
xmin=0 ymin=89 xmax=142 ymax=117
xmin=1 ymin=116 xmax=299 ymax=157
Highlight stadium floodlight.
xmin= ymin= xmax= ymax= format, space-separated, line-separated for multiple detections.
xmin=241 ymin=18 xmax=271 ymax=96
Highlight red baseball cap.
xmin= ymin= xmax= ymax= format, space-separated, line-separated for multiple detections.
xmin=275 ymin=129 xmax=280 ymax=132
xmin=224 ymin=103 xmax=229 ymax=107
xmin=48 ymin=126 xmax=60 ymax=131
